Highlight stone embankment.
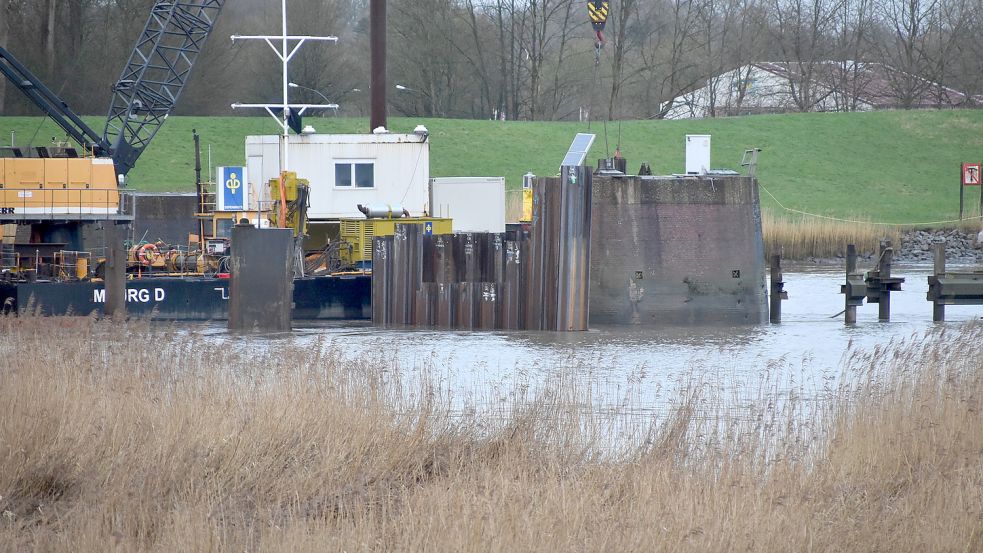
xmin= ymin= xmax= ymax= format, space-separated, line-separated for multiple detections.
xmin=895 ymin=229 xmax=983 ymax=264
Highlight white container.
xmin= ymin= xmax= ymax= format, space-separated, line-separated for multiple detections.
xmin=685 ymin=134 xmax=711 ymax=174
xmin=244 ymin=133 xmax=430 ymax=220
xmin=429 ymin=177 xmax=506 ymax=233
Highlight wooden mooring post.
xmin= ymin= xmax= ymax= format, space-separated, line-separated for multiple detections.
xmin=927 ymin=241 xmax=983 ymax=321
xmin=932 ymin=242 xmax=946 ymax=322
xmin=866 ymin=239 xmax=904 ymax=322
xmin=841 ymin=241 xmax=905 ymax=324
xmin=841 ymin=245 xmax=863 ymax=324
xmin=769 ymin=254 xmax=787 ymax=323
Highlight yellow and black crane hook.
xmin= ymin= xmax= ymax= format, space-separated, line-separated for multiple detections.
xmin=588 ymin=0 xmax=610 ymax=62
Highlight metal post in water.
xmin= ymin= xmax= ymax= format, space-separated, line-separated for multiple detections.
xmin=845 ymin=244 xmax=857 ymax=324
xmin=104 ymin=223 xmax=127 ymax=319
xmin=933 ymin=242 xmax=946 ymax=322
xmin=878 ymin=239 xmax=893 ymax=321
xmin=769 ymin=253 xmax=785 ymax=323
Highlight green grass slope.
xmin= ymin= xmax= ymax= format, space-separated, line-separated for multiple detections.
xmin=2 ymin=110 xmax=982 ymax=224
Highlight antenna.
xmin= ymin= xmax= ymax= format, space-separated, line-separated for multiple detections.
xmin=229 ymin=0 xmax=338 ymax=174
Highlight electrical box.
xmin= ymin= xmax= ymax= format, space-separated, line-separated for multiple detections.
xmin=339 ymin=216 xmax=452 ymax=267
xmin=685 ymin=134 xmax=711 ymax=174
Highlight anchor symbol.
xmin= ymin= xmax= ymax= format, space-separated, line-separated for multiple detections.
xmin=225 ymin=172 xmax=241 ymax=195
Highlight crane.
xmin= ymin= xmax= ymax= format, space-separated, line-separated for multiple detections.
xmin=0 ymin=0 xmax=225 ymax=177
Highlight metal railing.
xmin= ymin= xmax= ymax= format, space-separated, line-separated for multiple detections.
xmin=0 ymin=189 xmax=135 ymax=221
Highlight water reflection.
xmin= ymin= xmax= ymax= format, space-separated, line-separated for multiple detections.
xmin=200 ymin=265 xmax=980 ymax=427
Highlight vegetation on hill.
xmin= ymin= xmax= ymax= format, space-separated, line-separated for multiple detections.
xmin=2 ymin=109 xmax=983 ymax=224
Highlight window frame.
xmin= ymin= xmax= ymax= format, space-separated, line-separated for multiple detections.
xmin=334 ymin=160 xmax=376 ymax=189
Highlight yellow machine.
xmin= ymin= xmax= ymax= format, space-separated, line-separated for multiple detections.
xmin=522 ymin=188 xmax=533 ymax=222
xmin=339 ymin=217 xmax=452 ymax=266
xmin=0 ymin=157 xmax=120 ymax=216
xmin=268 ymin=171 xmax=309 ymax=236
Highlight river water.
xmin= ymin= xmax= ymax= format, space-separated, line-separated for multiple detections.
xmin=202 ymin=264 xmax=981 ymax=439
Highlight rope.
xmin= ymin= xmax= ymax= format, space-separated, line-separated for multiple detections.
xmin=758 ymin=181 xmax=983 ymax=227
xmin=586 ymin=58 xmax=600 ymax=132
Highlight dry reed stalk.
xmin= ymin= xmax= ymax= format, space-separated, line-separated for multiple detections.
xmin=763 ymin=211 xmax=903 ymax=260
xmin=0 ymin=316 xmax=980 ymax=551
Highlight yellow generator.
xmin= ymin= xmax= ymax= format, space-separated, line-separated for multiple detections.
xmin=339 ymin=217 xmax=452 ymax=267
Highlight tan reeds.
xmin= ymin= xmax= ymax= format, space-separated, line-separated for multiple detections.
xmin=763 ymin=210 xmax=903 ymax=259
xmin=1 ymin=315 xmax=981 ymax=551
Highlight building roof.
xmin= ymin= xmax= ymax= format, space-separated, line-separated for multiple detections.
xmin=749 ymin=61 xmax=981 ymax=109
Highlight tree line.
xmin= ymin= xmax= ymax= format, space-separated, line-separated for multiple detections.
xmin=1 ymin=0 xmax=981 ymax=122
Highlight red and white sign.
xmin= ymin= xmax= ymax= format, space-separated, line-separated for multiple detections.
xmin=962 ymin=162 xmax=981 ymax=186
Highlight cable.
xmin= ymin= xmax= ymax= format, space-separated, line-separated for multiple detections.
xmin=757 ymin=181 xmax=983 ymax=227
xmin=586 ymin=58 xmax=600 ymax=132
xmin=399 ymin=139 xmax=426 ymax=205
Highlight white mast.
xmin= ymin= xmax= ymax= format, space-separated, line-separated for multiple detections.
xmin=230 ymin=0 xmax=338 ymax=175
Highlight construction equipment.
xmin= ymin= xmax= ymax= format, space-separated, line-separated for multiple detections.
xmin=0 ymin=1 xmax=226 ymax=274
xmin=339 ymin=216 xmax=452 ymax=268
xmin=269 ymin=172 xmax=310 ymax=237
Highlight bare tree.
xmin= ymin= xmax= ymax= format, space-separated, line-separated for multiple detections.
xmin=639 ymin=0 xmax=704 ymax=118
xmin=829 ymin=0 xmax=875 ymax=111
xmin=607 ymin=0 xmax=641 ymax=119
xmin=519 ymin=0 xmax=576 ymax=119
xmin=768 ymin=0 xmax=841 ymax=112
xmin=874 ymin=0 xmax=938 ymax=107
xmin=460 ymin=0 xmax=496 ymax=117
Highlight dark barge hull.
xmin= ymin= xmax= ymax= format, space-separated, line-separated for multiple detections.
xmin=0 ymin=275 xmax=371 ymax=320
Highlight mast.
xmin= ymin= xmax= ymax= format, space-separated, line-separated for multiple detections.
xmin=230 ymin=0 xmax=338 ymax=203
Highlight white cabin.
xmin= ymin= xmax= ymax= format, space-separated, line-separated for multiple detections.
xmin=244 ymin=132 xmax=430 ymax=220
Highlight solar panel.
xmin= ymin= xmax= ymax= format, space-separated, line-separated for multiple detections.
xmin=559 ymin=133 xmax=595 ymax=168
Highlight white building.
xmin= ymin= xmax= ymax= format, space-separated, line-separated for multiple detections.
xmin=662 ymin=61 xmax=980 ymax=120
xmin=244 ymin=132 xmax=430 ymax=220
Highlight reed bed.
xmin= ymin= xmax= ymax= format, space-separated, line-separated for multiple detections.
xmin=763 ymin=211 xmax=904 ymax=260
xmin=1 ymin=316 xmax=981 ymax=551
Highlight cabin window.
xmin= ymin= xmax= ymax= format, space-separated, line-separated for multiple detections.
xmin=335 ymin=161 xmax=374 ymax=188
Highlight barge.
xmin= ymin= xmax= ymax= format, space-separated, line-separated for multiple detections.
xmin=0 ymin=273 xmax=370 ymax=320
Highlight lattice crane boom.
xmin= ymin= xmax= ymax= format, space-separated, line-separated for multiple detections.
xmin=103 ymin=0 xmax=225 ymax=176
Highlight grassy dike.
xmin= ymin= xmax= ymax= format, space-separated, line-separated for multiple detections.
xmin=0 ymin=316 xmax=981 ymax=550
xmin=3 ymin=110 xmax=983 ymax=223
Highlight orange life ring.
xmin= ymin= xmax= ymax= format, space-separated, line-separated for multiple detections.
xmin=138 ymin=243 xmax=159 ymax=266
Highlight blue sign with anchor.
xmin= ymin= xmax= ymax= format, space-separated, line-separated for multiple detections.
xmin=217 ymin=166 xmax=248 ymax=211
xmin=424 ymin=221 xmax=433 ymax=235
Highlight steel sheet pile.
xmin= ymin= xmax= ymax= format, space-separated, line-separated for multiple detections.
xmin=372 ymin=166 xmax=592 ymax=331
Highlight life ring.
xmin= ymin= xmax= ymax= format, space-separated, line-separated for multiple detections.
xmin=138 ymin=243 xmax=159 ymax=266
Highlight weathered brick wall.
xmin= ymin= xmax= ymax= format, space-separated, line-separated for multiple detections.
xmin=589 ymin=175 xmax=767 ymax=325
